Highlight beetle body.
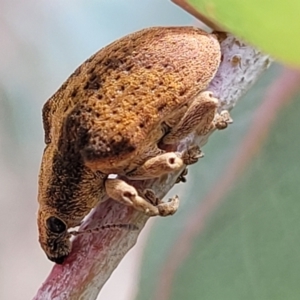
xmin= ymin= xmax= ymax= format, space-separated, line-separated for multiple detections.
xmin=38 ymin=27 xmax=224 ymax=263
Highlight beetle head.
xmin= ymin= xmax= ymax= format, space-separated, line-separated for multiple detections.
xmin=37 ymin=208 xmax=73 ymax=264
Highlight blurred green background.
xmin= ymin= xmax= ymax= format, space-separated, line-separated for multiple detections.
xmin=188 ymin=0 xmax=300 ymax=66
xmin=1 ymin=1 xmax=299 ymax=300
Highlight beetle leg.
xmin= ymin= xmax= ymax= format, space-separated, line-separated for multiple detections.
xmin=127 ymin=145 xmax=202 ymax=180
xmin=210 ymin=110 xmax=233 ymax=132
xmin=175 ymin=167 xmax=188 ymax=184
xmin=162 ymin=91 xmax=221 ymax=144
xmin=126 ymin=152 xmax=184 ymax=180
xmin=105 ymin=179 xmax=179 ymax=216
xmin=143 ymin=189 xmax=179 ymax=216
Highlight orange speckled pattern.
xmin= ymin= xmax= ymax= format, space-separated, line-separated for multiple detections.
xmin=42 ymin=27 xmax=220 ymax=170
xmin=38 ymin=27 xmax=221 ymax=262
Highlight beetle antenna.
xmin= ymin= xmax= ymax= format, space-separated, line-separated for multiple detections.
xmin=69 ymin=223 xmax=139 ymax=236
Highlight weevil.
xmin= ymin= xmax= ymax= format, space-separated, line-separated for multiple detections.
xmin=37 ymin=27 xmax=231 ymax=263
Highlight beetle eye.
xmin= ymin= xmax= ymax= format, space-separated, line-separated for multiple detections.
xmin=46 ymin=217 xmax=66 ymax=234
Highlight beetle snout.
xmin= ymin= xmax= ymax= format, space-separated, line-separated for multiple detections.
xmin=45 ymin=238 xmax=71 ymax=264
xmin=47 ymin=254 xmax=68 ymax=264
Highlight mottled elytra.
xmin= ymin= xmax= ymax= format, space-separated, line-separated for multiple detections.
xmin=37 ymin=26 xmax=231 ymax=264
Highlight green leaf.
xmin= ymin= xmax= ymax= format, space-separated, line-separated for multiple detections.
xmin=188 ymin=0 xmax=300 ymax=66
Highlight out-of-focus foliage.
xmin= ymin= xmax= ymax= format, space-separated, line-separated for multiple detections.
xmin=188 ymin=0 xmax=300 ymax=66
